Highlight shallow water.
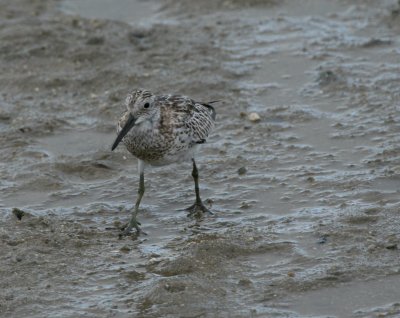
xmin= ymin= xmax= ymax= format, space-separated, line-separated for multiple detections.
xmin=289 ymin=276 xmax=400 ymax=317
xmin=1 ymin=0 xmax=400 ymax=317
xmin=60 ymin=0 xmax=161 ymax=25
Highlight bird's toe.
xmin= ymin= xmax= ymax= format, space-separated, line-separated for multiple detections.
xmin=119 ymin=219 xmax=146 ymax=238
xmin=185 ymin=202 xmax=213 ymax=218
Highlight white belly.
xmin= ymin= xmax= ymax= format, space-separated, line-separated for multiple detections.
xmin=147 ymin=145 xmax=198 ymax=166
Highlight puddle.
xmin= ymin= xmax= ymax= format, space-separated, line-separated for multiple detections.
xmin=291 ymin=117 xmax=373 ymax=165
xmin=37 ymin=130 xmax=111 ymax=157
xmin=60 ymin=0 xmax=161 ymax=25
xmin=2 ymin=191 xmax=51 ymax=210
xmin=288 ymin=276 xmax=400 ymax=317
xmin=251 ymin=54 xmax=317 ymax=106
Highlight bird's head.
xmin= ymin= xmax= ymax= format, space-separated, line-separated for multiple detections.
xmin=126 ymin=89 xmax=158 ymax=124
xmin=111 ymin=89 xmax=157 ymax=151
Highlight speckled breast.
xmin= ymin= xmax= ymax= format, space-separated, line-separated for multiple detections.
xmin=121 ymin=122 xmax=194 ymax=166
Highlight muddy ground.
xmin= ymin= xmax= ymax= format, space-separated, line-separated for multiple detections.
xmin=1 ymin=0 xmax=400 ymax=317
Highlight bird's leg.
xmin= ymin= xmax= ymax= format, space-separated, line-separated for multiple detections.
xmin=186 ymin=158 xmax=212 ymax=217
xmin=121 ymin=161 xmax=146 ymax=236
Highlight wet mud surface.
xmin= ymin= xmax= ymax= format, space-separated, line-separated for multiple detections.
xmin=1 ymin=0 xmax=400 ymax=317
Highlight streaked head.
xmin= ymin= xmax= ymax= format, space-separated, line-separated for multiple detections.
xmin=125 ymin=89 xmax=157 ymax=122
xmin=111 ymin=89 xmax=157 ymax=151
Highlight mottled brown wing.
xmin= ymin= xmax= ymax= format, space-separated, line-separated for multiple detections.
xmin=186 ymin=102 xmax=216 ymax=143
xmin=157 ymin=94 xmax=216 ymax=144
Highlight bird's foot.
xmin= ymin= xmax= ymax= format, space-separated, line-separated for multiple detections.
xmin=185 ymin=201 xmax=213 ymax=218
xmin=119 ymin=218 xmax=147 ymax=237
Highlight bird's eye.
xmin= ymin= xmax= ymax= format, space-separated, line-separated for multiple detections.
xmin=144 ymin=103 xmax=150 ymax=109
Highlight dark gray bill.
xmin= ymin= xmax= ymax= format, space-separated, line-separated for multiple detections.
xmin=111 ymin=113 xmax=136 ymax=151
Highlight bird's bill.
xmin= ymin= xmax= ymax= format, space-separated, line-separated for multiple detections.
xmin=111 ymin=114 xmax=136 ymax=151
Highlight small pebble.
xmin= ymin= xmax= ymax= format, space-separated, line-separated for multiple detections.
xmin=240 ymin=201 xmax=251 ymax=209
xmin=306 ymin=176 xmax=315 ymax=183
xmin=86 ymin=36 xmax=104 ymax=45
xmin=12 ymin=208 xmax=25 ymax=220
xmin=317 ymin=235 xmax=328 ymax=244
xmin=120 ymin=245 xmax=131 ymax=253
xmin=248 ymin=112 xmax=261 ymax=122
xmin=386 ymin=243 xmax=397 ymax=250
xmin=15 ymin=256 xmax=23 ymax=262
xmin=237 ymin=167 xmax=247 ymax=175
xmin=125 ymin=270 xmax=145 ymax=281
xmin=238 ymin=278 xmax=252 ymax=287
